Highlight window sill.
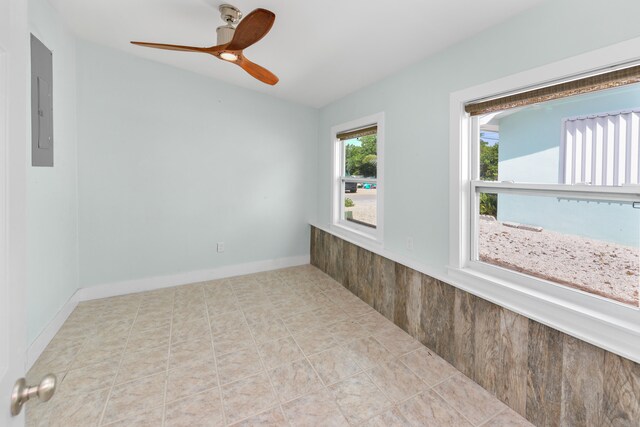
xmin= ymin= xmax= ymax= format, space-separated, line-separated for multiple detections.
xmin=329 ymin=222 xmax=383 ymax=248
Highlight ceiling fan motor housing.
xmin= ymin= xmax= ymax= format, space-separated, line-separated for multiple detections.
xmin=217 ymin=4 xmax=241 ymax=45
xmin=216 ymin=24 xmax=235 ymax=45
xmin=219 ymin=4 xmax=242 ymax=24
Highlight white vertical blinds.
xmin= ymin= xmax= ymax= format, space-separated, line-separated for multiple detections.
xmin=560 ymin=110 xmax=640 ymax=185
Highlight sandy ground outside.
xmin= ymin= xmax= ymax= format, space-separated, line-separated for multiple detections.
xmin=345 ymin=188 xmax=377 ymax=226
xmin=479 ymin=218 xmax=639 ymax=306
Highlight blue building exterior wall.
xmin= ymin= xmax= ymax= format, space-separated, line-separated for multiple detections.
xmin=496 ymin=85 xmax=640 ymax=246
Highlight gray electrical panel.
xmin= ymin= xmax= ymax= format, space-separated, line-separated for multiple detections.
xmin=31 ymin=34 xmax=53 ymax=167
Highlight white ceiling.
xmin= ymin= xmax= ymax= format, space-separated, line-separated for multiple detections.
xmin=49 ymin=0 xmax=547 ymax=107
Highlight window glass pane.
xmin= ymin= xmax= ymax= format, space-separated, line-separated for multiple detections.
xmin=344 ymin=180 xmax=376 ymax=228
xmin=343 ymin=134 xmax=377 ymax=178
xmin=479 ymin=131 xmax=499 ymax=181
xmin=478 ymin=82 xmax=640 ymax=185
xmin=478 ymin=191 xmax=639 ymax=306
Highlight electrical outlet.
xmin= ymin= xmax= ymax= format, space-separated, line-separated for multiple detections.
xmin=217 ymin=242 xmax=225 ymax=253
xmin=406 ymin=237 xmax=414 ymax=251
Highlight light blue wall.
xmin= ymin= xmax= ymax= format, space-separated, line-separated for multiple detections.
xmin=497 ymin=85 xmax=640 ymax=246
xmin=76 ymin=41 xmax=319 ymax=287
xmin=27 ymin=0 xmax=79 ymax=344
xmin=497 ymin=195 xmax=639 ymax=246
xmin=499 ymin=84 xmax=640 ymax=182
xmin=314 ymin=0 xmax=640 ymax=270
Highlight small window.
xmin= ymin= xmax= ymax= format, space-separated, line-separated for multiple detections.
xmin=332 ymin=114 xmax=384 ymax=241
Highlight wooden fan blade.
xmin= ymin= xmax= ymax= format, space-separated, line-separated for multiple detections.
xmin=131 ymin=41 xmax=207 ymax=53
xmin=131 ymin=42 xmax=228 ymax=55
xmin=236 ymin=56 xmax=278 ymax=85
xmin=226 ymin=9 xmax=275 ymax=51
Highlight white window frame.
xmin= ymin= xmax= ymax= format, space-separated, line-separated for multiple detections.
xmin=331 ymin=113 xmax=385 ymax=243
xmin=450 ymin=37 xmax=640 ymax=364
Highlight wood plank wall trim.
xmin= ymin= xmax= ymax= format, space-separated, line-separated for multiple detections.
xmin=310 ymin=226 xmax=640 ymax=427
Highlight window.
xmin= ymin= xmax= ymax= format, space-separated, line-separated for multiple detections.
xmin=450 ymin=40 xmax=640 ymax=364
xmin=470 ymin=75 xmax=640 ymax=307
xmin=331 ymin=113 xmax=384 ymax=241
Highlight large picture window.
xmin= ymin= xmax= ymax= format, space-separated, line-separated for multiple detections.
xmin=331 ymin=113 xmax=384 ymax=242
xmin=450 ymin=43 xmax=640 ymax=363
xmin=471 ymin=76 xmax=640 ymax=307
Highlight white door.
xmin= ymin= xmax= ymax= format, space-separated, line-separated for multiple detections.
xmin=0 ymin=0 xmax=29 ymax=424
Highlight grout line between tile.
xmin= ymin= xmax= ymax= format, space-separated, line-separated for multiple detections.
xmin=285 ymin=297 xmax=363 ymax=424
xmin=163 ymin=385 xmax=218 ymax=407
xmin=159 ymin=287 xmax=176 ymax=427
xmin=477 ymin=407 xmax=513 ymax=427
xmin=351 ymin=363 xmax=441 ymax=425
xmin=232 ymin=281 xmax=292 ymax=427
xmin=204 ymin=282 xmax=231 ymax=426
xmin=97 ymin=297 xmax=143 ymax=426
xmin=226 ymin=404 xmax=286 ymax=426
xmin=430 ymin=376 xmax=485 ymax=427
xmin=323 ymin=291 xmax=439 ymax=425
xmin=397 ymin=352 xmax=459 ymax=390
xmin=328 ymin=279 xmax=480 ymax=426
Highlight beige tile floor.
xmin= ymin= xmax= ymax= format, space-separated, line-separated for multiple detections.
xmin=26 ymin=265 xmax=533 ymax=427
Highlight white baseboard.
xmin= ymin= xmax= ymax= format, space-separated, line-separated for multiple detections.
xmin=76 ymin=255 xmax=310 ymax=302
xmin=26 ymin=255 xmax=310 ymax=370
xmin=26 ymin=290 xmax=81 ymax=370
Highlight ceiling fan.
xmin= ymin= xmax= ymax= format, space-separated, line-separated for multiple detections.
xmin=131 ymin=4 xmax=278 ymax=85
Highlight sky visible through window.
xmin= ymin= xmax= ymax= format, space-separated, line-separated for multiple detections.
xmin=345 ymin=138 xmax=361 ymax=146
xmin=480 ymin=131 xmax=499 ymax=146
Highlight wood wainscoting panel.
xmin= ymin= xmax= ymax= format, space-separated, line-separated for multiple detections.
xmin=372 ymin=254 xmax=395 ymax=320
xmin=498 ymin=309 xmax=528 ymax=416
xmin=393 ymin=264 xmax=409 ymax=332
xmin=560 ymin=335 xmax=605 ymax=426
xmin=453 ymin=288 xmax=476 ymax=379
xmin=422 ymin=277 xmax=455 ymax=364
xmin=526 ymin=321 xmax=563 ymax=427
xmin=404 ymin=268 xmax=424 ymax=344
xmin=342 ymin=241 xmax=358 ymax=296
xmin=357 ymin=246 xmax=375 ymax=306
xmin=603 ymin=351 xmax=640 ymax=426
xmin=473 ymin=297 xmax=501 ymax=395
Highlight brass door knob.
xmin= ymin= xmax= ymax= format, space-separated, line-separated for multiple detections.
xmin=10 ymin=374 xmax=57 ymax=416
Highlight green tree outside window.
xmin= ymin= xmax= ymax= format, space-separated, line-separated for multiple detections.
xmin=480 ymin=138 xmax=499 ymax=216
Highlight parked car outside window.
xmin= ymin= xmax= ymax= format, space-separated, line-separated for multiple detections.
xmin=345 ymin=182 xmax=357 ymax=193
